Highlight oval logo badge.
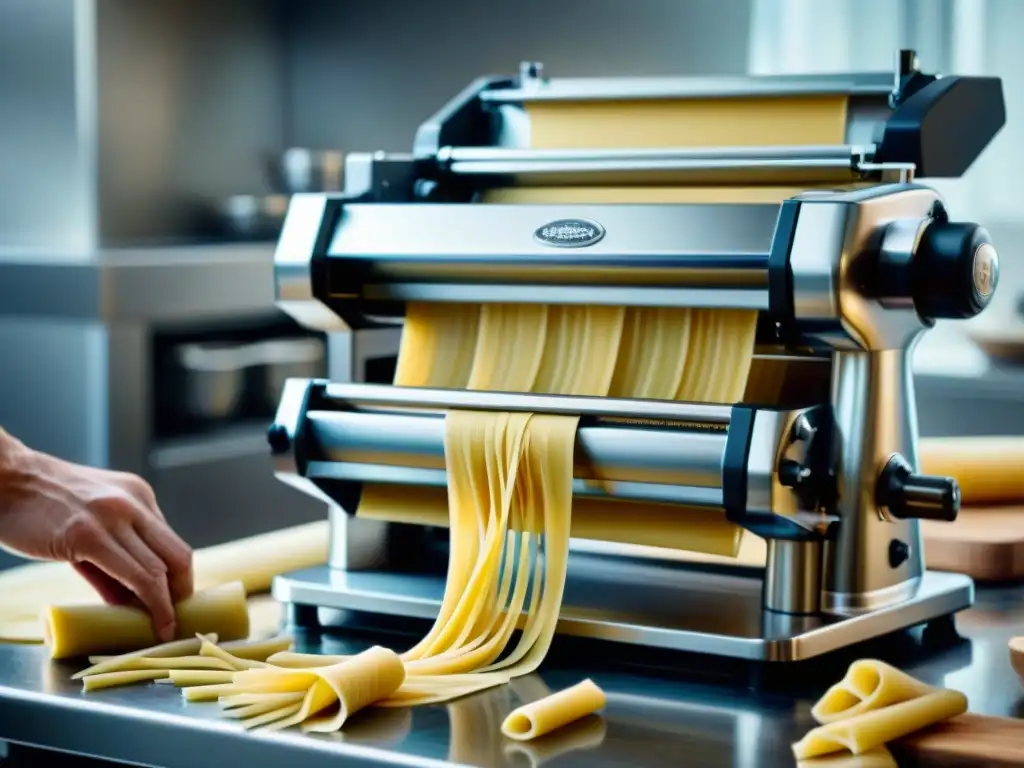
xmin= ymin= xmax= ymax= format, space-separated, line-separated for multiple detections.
xmin=533 ymin=218 xmax=605 ymax=248
xmin=972 ymin=242 xmax=998 ymax=298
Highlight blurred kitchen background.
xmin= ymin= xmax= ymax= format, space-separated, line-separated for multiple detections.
xmin=1 ymin=0 xmax=1022 ymax=571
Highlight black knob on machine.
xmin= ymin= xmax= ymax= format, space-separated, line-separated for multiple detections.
xmin=913 ymin=220 xmax=999 ymax=320
xmin=876 ymin=454 xmax=961 ymax=522
xmin=267 ymin=423 xmax=292 ymax=456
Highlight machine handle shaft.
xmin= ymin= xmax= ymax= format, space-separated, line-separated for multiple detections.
xmin=876 ymin=454 xmax=960 ymax=522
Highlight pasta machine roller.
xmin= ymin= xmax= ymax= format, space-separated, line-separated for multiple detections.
xmin=268 ymin=51 xmax=1005 ymax=663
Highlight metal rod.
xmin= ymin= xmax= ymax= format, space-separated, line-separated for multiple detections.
xmin=320 ymin=382 xmax=734 ymax=423
xmin=440 ymin=145 xmax=869 ymax=163
xmin=358 ymin=283 xmax=769 ymax=310
xmin=763 ymin=540 xmax=822 ymax=615
xmin=441 ymin=145 xmax=866 ymax=186
xmin=435 ymin=147 xmax=911 ymax=187
xmin=305 ymin=402 xmax=730 ymax=504
xmin=448 ymin=160 xmax=860 ymax=187
xmin=478 ymin=72 xmax=896 ymax=103
xmin=307 ymin=459 xmax=725 ymax=508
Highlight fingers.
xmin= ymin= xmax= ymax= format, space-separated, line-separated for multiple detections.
xmin=134 ymin=514 xmax=194 ymax=604
xmin=115 ymin=525 xmax=177 ymax=636
xmin=71 ymin=520 xmax=177 ymax=642
xmin=117 ymin=472 xmax=193 ymax=602
xmin=114 ymin=472 xmax=165 ymax=522
xmin=72 ymin=562 xmax=135 ymax=606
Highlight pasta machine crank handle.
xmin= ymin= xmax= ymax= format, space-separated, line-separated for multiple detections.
xmin=876 ymin=454 xmax=960 ymax=523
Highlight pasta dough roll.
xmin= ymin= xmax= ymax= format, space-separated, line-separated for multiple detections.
xmin=46 ymin=582 xmax=250 ymax=660
xmin=919 ymin=436 xmax=1024 ymax=504
xmin=811 ymin=659 xmax=933 ymax=724
xmin=792 ymin=689 xmax=968 ymax=759
xmin=501 ymin=679 xmax=607 ymax=741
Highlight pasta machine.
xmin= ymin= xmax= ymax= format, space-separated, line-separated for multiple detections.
xmin=268 ymin=51 xmax=1005 ymax=663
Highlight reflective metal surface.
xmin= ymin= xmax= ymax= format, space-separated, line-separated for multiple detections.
xmin=437 ymin=144 xmax=877 ymax=187
xmin=320 ymin=200 xmax=775 ymax=313
xmin=824 ymin=348 xmax=926 ymax=614
xmin=273 ymin=560 xmax=972 ymax=662
xmin=0 ymin=244 xmax=275 ymax=321
xmin=763 ymin=540 xmax=822 ymax=615
xmin=2 ymin=584 xmax=1021 ymax=768
xmin=326 ymin=203 xmax=778 ymax=274
xmin=320 ymin=383 xmax=733 ymax=422
xmin=479 ymin=70 xmax=897 ymax=103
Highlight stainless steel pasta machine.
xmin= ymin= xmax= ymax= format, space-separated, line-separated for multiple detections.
xmin=267 ymin=51 xmax=1006 ymax=662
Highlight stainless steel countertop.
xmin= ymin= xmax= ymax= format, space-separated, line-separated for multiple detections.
xmin=2 ymin=584 xmax=1023 ymax=768
xmin=0 ymin=243 xmax=276 ymax=322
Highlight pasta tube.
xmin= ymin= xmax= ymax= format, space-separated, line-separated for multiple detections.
xmin=501 ymin=679 xmax=607 ymax=741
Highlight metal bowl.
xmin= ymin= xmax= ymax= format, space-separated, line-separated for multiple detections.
xmin=259 ymin=338 xmax=326 ymax=408
xmin=175 ymin=342 xmax=251 ymax=421
xmin=265 ymin=148 xmax=344 ymax=195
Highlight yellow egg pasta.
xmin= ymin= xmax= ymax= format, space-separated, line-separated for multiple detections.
xmin=46 ymin=582 xmax=250 ymax=660
xmin=82 ymin=670 xmax=169 ymax=692
xmin=501 ymin=679 xmax=607 ymax=741
xmin=793 ymin=660 xmax=967 ymax=760
xmin=811 ymin=659 xmax=933 ymax=724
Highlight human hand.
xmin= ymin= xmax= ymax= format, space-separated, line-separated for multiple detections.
xmin=0 ymin=438 xmax=193 ymax=641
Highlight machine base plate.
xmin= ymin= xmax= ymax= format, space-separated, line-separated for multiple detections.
xmin=272 ymin=553 xmax=973 ymax=662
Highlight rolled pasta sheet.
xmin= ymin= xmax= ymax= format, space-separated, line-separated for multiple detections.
xmin=299 ymin=646 xmax=407 ymax=733
xmin=792 ymin=689 xmax=968 ymax=760
xmin=811 ymin=659 xmax=933 ymax=724
xmin=501 ymin=679 xmax=607 ymax=742
xmin=46 ymin=582 xmax=250 ymax=660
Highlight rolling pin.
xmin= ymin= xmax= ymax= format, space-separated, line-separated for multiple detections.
xmin=920 ymin=436 xmax=1024 ymax=505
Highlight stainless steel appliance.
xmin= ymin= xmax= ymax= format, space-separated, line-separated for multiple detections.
xmin=266 ymin=51 xmax=1006 ymax=662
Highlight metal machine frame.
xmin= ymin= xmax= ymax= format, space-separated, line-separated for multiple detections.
xmin=267 ymin=51 xmax=1005 ymax=662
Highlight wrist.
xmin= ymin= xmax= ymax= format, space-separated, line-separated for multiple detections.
xmin=0 ymin=428 xmax=32 ymax=488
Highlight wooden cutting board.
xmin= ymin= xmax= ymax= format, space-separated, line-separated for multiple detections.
xmin=922 ymin=506 xmax=1024 ymax=581
xmin=891 ymin=713 xmax=1024 ymax=766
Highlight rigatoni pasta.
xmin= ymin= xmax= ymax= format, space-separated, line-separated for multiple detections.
xmin=501 ymin=679 xmax=607 ymax=741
